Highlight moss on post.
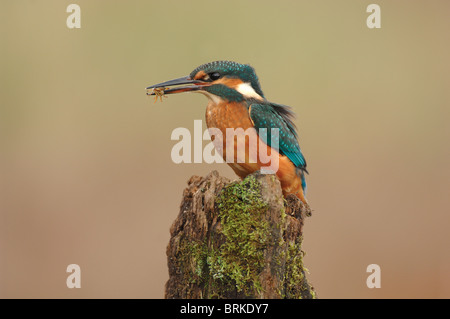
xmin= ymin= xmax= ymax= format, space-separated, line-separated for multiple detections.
xmin=213 ymin=176 xmax=270 ymax=295
xmin=165 ymin=171 xmax=316 ymax=299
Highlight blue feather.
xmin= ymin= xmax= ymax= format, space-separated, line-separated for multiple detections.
xmin=248 ymin=102 xmax=307 ymax=172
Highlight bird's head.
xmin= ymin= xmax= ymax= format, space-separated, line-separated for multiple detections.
xmin=146 ymin=61 xmax=265 ymax=103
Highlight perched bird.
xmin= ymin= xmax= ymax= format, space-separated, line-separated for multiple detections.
xmin=146 ymin=61 xmax=308 ymax=204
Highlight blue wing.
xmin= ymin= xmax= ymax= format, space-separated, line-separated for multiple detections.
xmin=249 ymin=102 xmax=307 ymax=171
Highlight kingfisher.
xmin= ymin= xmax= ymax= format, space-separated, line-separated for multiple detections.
xmin=146 ymin=61 xmax=308 ymax=204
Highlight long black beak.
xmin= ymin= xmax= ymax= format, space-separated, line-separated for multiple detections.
xmin=146 ymin=76 xmax=206 ymax=95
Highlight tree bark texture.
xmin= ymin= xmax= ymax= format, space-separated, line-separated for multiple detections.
xmin=165 ymin=170 xmax=316 ymax=299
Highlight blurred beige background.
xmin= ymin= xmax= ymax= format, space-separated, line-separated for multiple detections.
xmin=1 ymin=0 xmax=449 ymax=298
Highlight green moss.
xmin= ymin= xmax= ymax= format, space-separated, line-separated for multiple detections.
xmin=175 ymin=174 xmax=315 ymax=298
xmin=177 ymin=240 xmax=209 ymax=286
xmin=213 ymin=175 xmax=270 ymax=295
xmin=174 ymin=175 xmax=271 ymax=298
xmin=283 ymin=239 xmax=316 ymax=299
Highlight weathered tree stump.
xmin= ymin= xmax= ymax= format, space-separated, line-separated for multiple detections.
xmin=165 ymin=170 xmax=316 ymax=299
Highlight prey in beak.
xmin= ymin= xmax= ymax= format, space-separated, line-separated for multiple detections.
xmin=146 ymin=76 xmax=207 ymax=102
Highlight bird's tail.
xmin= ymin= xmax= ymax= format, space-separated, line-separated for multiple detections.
xmin=296 ymin=168 xmax=307 ymax=194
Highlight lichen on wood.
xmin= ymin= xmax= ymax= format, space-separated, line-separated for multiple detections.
xmin=165 ymin=170 xmax=316 ymax=299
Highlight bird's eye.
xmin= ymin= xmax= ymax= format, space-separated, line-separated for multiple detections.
xmin=209 ymin=72 xmax=221 ymax=81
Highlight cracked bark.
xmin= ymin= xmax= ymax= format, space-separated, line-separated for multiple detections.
xmin=165 ymin=170 xmax=316 ymax=299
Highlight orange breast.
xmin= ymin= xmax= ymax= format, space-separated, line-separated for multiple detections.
xmin=205 ymin=101 xmax=306 ymax=203
xmin=206 ymin=101 xmax=258 ymax=174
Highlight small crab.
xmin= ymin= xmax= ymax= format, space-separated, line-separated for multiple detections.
xmin=147 ymin=87 xmax=168 ymax=103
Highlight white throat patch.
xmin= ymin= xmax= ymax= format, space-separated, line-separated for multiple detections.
xmin=195 ymin=90 xmax=224 ymax=105
xmin=235 ymin=82 xmax=264 ymax=100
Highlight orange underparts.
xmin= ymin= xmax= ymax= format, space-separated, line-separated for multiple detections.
xmin=205 ymin=101 xmax=307 ymax=204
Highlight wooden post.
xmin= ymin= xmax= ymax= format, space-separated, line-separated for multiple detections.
xmin=165 ymin=171 xmax=316 ymax=299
